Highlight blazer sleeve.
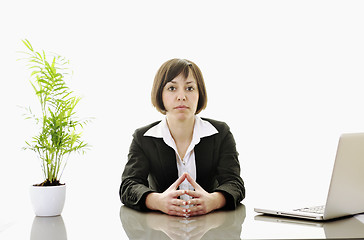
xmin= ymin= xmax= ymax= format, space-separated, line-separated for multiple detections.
xmin=119 ymin=129 xmax=155 ymax=211
xmin=213 ymin=123 xmax=245 ymax=210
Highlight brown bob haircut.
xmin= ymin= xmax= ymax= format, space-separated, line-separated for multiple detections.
xmin=151 ymin=58 xmax=207 ymax=115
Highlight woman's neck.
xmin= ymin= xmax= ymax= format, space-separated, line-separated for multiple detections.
xmin=166 ymin=115 xmax=195 ymax=143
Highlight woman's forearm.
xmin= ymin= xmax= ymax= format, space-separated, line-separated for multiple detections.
xmin=211 ymin=192 xmax=226 ymax=210
xmin=145 ymin=192 xmax=160 ymax=211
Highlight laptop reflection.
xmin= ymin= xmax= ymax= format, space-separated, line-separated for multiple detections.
xmin=255 ymin=214 xmax=364 ymax=239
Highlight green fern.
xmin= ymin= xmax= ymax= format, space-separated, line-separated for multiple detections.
xmin=20 ymin=39 xmax=90 ymax=186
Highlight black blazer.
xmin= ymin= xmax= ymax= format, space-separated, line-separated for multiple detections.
xmin=119 ymin=118 xmax=245 ymax=211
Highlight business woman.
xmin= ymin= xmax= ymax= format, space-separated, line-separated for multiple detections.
xmin=120 ymin=58 xmax=245 ymax=217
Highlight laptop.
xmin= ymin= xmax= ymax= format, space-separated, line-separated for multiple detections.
xmin=254 ymin=132 xmax=364 ymax=221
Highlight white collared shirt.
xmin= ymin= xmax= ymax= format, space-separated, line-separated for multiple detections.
xmin=144 ymin=116 xmax=218 ymax=201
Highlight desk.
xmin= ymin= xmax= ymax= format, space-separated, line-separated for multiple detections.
xmin=1 ymin=199 xmax=364 ymax=239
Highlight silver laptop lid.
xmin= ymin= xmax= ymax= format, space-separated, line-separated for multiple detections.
xmin=324 ymin=133 xmax=364 ymax=220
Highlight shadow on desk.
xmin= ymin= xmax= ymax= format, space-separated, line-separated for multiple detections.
xmin=120 ymin=204 xmax=246 ymax=240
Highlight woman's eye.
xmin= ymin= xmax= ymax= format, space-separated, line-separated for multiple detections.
xmin=168 ymin=86 xmax=176 ymax=91
xmin=186 ymin=86 xmax=194 ymax=91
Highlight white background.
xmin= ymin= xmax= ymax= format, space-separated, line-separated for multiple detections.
xmin=1 ymin=0 xmax=364 ymax=238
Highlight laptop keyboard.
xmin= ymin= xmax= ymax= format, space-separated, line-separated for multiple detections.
xmin=294 ymin=205 xmax=325 ymax=214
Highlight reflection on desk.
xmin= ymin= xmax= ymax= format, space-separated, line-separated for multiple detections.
xmin=255 ymin=214 xmax=364 ymax=239
xmin=120 ymin=204 xmax=246 ymax=240
xmin=30 ymin=216 xmax=67 ymax=240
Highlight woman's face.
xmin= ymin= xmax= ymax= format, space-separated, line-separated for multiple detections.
xmin=162 ymin=71 xmax=199 ymax=122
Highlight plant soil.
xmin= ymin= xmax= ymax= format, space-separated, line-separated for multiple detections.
xmin=33 ymin=180 xmax=65 ymax=186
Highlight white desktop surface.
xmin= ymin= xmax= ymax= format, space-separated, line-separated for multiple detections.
xmin=1 ymin=196 xmax=364 ymax=239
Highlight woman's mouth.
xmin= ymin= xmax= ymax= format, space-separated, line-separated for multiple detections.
xmin=174 ymin=105 xmax=188 ymax=110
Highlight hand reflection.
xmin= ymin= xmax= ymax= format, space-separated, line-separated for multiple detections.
xmin=120 ymin=204 xmax=246 ymax=240
xmin=30 ymin=216 xmax=67 ymax=240
xmin=145 ymin=210 xmax=227 ymax=240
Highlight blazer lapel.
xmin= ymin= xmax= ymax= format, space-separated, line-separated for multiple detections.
xmin=153 ymin=138 xmax=178 ymax=187
xmin=194 ymin=136 xmax=215 ymax=188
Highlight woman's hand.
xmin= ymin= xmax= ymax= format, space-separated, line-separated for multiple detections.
xmin=145 ymin=173 xmax=190 ymax=216
xmin=146 ymin=172 xmax=226 ymax=216
xmin=184 ymin=173 xmax=226 ymax=216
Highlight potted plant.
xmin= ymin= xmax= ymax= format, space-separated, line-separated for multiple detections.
xmin=20 ymin=39 xmax=90 ymax=216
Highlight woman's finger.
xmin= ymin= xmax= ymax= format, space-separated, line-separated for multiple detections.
xmin=188 ymin=210 xmax=206 ymax=217
xmin=184 ymin=172 xmax=201 ymax=190
xmin=168 ymin=205 xmax=191 ymax=216
xmin=185 ymin=197 xmax=200 ymax=206
xmin=170 ymin=189 xmax=187 ymax=198
xmin=170 ymin=173 xmax=188 ymax=190
xmin=171 ymin=197 xmax=187 ymax=207
xmin=185 ymin=190 xmax=200 ymax=198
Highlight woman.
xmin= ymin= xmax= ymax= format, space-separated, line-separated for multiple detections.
xmin=120 ymin=58 xmax=245 ymax=217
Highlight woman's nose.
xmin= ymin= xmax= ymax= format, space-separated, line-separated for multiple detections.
xmin=177 ymin=89 xmax=186 ymax=101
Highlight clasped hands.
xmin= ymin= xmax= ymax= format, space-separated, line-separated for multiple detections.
xmin=145 ymin=172 xmax=226 ymax=217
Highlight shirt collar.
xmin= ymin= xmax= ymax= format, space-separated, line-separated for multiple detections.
xmin=144 ymin=116 xmax=218 ymax=140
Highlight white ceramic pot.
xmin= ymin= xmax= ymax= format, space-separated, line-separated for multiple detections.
xmin=29 ymin=184 xmax=66 ymax=217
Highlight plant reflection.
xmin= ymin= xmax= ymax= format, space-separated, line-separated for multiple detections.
xmin=30 ymin=216 xmax=67 ymax=240
xmin=120 ymin=204 xmax=246 ymax=240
